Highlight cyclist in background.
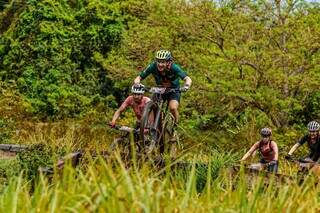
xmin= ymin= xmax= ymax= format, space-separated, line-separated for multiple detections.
xmin=133 ymin=50 xmax=192 ymax=141
xmin=285 ymin=121 xmax=320 ymax=162
xmin=110 ymin=84 xmax=151 ymax=129
xmin=241 ymin=127 xmax=279 ymax=173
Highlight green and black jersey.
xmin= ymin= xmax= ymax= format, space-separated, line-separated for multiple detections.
xmin=139 ymin=62 xmax=188 ymax=88
xmin=298 ymin=134 xmax=320 ymax=161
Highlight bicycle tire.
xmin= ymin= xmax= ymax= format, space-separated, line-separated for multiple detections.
xmin=159 ymin=112 xmax=175 ymax=155
xmin=140 ymin=101 xmax=158 ymax=146
xmin=109 ymin=137 xmax=131 ymax=161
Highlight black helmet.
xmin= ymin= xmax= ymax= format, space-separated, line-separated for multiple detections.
xmin=260 ymin=127 xmax=272 ymax=137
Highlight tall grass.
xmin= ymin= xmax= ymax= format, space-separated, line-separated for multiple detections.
xmin=1 ymin=155 xmax=320 ymax=212
xmin=0 ymin=154 xmax=320 ymax=212
xmin=1 ymin=122 xmax=320 ymax=212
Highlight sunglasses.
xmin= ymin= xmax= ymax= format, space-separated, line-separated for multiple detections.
xmin=156 ymin=59 xmax=167 ymax=64
xmin=133 ymin=93 xmax=143 ymax=96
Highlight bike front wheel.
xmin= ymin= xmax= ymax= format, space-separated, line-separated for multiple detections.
xmin=140 ymin=101 xmax=158 ymax=146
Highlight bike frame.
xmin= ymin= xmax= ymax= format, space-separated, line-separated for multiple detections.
xmin=146 ymin=87 xmax=179 ymax=142
xmin=151 ymin=91 xmax=166 ymax=138
xmin=287 ymin=157 xmax=318 ymax=171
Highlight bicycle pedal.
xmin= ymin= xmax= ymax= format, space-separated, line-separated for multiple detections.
xmin=169 ymin=134 xmax=178 ymax=143
xmin=147 ymin=146 xmax=154 ymax=154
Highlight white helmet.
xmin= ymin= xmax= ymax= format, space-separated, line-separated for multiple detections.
xmin=131 ymin=84 xmax=145 ymax=94
xmin=155 ymin=50 xmax=172 ymax=61
xmin=307 ymin=121 xmax=320 ymax=131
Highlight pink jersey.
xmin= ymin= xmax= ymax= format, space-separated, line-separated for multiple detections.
xmin=120 ymin=96 xmax=151 ymax=120
xmin=255 ymin=140 xmax=278 ymax=162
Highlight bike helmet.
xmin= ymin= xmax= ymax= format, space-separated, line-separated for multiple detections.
xmin=260 ymin=127 xmax=272 ymax=137
xmin=155 ymin=50 xmax=172 ymax=61
xmin=131 ymin=84 xmax=145 ymax=94
xmin=307 ymin=121 xmax=320 ymax=131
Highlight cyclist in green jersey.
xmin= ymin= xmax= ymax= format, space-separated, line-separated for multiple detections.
xmin=134 ymin=50 xmax=192 ymax=142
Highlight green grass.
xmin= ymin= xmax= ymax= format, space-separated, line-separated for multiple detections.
xmin=1 ymin=156 xmax=320 ymax=212
xmin=1 ymin=122 xmax=320 ymax=212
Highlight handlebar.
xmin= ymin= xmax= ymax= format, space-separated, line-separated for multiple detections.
xmin=285 ymin=156 xmax=318 ymax=170
xmin=145 ymin=86 xmax=184 ymax=94
xmin=108 ymin=124 xmax=138 ymax=133
xmin=286 ymin=157 xmax=315 ymax=164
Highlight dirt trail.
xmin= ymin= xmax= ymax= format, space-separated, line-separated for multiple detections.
xmin=0 ymin=150 xmax=16 ymax=160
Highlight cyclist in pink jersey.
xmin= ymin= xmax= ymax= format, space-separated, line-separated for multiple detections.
xmin=241 ymin=127 xmax=279 ymax=173
xmin=110 ymin=84 xmax=151 ymax=128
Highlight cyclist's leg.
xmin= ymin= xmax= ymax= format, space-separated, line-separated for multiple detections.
xmin=167 ymin=91 xmax=181 ymax=124
xmin=167 ymin=92 xmax=181 ymax=143
xmin=259 ymin=159 xmax=278 ymax=173
xmin=267 ymin=162 xmax=278 ymax=173
xmin=168 ymin=100 xmax=179 ymax=139
xmin=134 ymin=120 xmax=144 ymax=153
xmin=169 ymin=100 xmax=179 ymax=124
xmin=134 ymin=121 xmax=140 ymax=140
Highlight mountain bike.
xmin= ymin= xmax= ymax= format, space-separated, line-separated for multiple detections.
xmin=108 ymin=124 xmax=141 ymax=161
xmin=286 ymin=156 xmax=320 ymax=184
xmin=230 ymin=162 xmax=279 ymax=175
xmin=139 ymin=87 xmax=183 ymax=156
xmin=227 ymin=162 xmax=293 ymax=189
xmin=39 ymin=124 xmax=137 ymax=175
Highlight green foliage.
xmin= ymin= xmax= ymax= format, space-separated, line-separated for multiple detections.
xmin=195 ymin=151 xmax=237 ymax=192
xmin=105 ymin=0 xmax=320 ymax=143
xmin=0 ymin=118 xmax=15 ymax=143
xmin=289 ymin=91 xmax=320 ymax=126
xmin=0 ymin=0 xmax=125 ymax=119
xmin=1 ymin=0 xmax=320 ymax=132
xmin=0 ymin=0 xmax=319 ymax=167
xmin=0 ymin=158 xmax=20 ymax=191
xmin=16 ymin=143 xmax=54 ymax=180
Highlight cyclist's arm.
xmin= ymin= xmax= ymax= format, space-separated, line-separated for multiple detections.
xmin=145 ymin=96 xmax=151 ymax=103
xmin=252 ymin=150 xmax=258 ymax=156
xmin=111 ymin=97 xmax=131 ymax=125
xmin=173 ymin=64 xmax=192 ymax=87
xmin=288 ymin=135 xmax=307 ymax=155
xmin=241 ymin=142 xmax=259 ymax=161
xmin=134 ymin=76 xmax=142 ymax=85
xmin=288 ymin=143 xmax=300 ymax=155
xmin=134 ymin=63 xmax=154 ymax=84
xmin=111 ymin=109 xmax=122 ymax=125
xmin=271 ymin=141 xmax=279 ymax=161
